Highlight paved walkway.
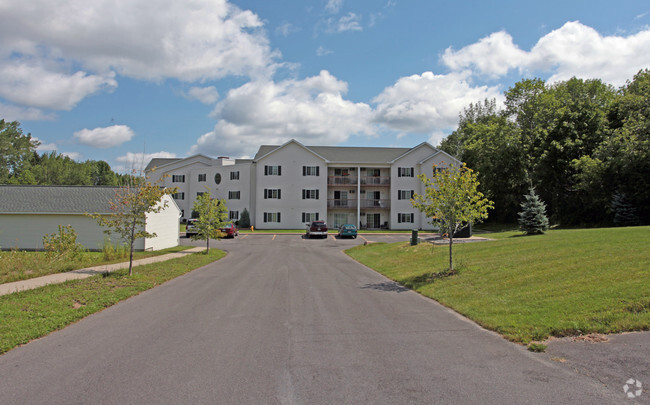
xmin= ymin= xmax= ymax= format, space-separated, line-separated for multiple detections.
xmin=0 ymin=246 xmax=206 ymax=296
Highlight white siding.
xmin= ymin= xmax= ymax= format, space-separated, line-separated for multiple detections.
xmin=144 ymin=194 xmax=181 ymax=251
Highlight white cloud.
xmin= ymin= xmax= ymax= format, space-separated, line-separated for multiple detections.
xmin=276 ymin=22 xmax=300 ymax=37
xmin=325 ymin=0 xmax=343 ymax=13
xmin=115 ymin=151 xmax=177 ymax=173
xmin=0 ymin=60 xmax=116 ymax=110
xmin=372 ymin=71 xmax=502 ymax=134
xmin=0 ymin=103 xmax=55 ymax=121
xmin=316 ymin=46 xmax=333 ymax=56
xmin=186 ymin=86 xmax=220 ymax=104
xmin=336 ymin=13 xmax=363 ymax=32
xmin=0 ymin=0 xmax=278 ymax=113
xmin=191 ymin=70 xmax=374 ymax=157
xmin=441 ymin=21 xmax=650 ymax=86
xmin=73 ymin=125 xmax=135 ymax=148
xmin=61 ymin=151 xmax=82 ymax=160
xmin=33 ymin=137 xmax=58 ymax=152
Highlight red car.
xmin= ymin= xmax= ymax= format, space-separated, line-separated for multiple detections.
xmin=306 ymin=220 xmax=328 ymax=239
xmin=220 ymin=223 xmax=239 ymax=238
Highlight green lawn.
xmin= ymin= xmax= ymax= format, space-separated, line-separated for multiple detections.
xmin=0 ymin=248 xmax=225 ymax=354
xmin=346 ymin=226 xmax=650 ymax=344
xmin=0 ymin=246 xmax=192 ymax=285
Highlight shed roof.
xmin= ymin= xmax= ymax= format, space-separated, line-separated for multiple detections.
xmin=0 ymin=185 xmax=119 ymax=214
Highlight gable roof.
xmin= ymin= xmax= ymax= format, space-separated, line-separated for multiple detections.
xmin=253 ymin=139 xmax=329 ymax=162
xmin=0 ymin=185 xmax=119 ymax=214
xmin=145 ymin=158 xmax=182 ymax=172
xmin=253 ymin=140 xmax=423 ymax=164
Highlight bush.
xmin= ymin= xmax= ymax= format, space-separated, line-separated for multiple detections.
xmin=518 ymin=188 xmax=549 ymax=235
xmin=42 ymin=225 xmax=84 ymax=262
xmin=102 ymin=240 xmax=129 ymax=261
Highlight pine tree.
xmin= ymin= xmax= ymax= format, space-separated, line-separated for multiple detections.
xmin=518 ymin=188 xmax=549 ymax=235
xmin=239 ymin=208 xmax=251 ymax=228
xmin=611 ymin=191 xmax=640 ymax=226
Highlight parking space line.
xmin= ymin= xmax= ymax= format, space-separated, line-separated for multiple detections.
xmin=359 ymin=234 xmax=371 ymax=243
xmin=272 ymin=234 xmax=277 ymax=241
xmin=330 ymin=234 xmax=336 ymax=240
xmin=240 ymin=234 xmax=248 ymax=239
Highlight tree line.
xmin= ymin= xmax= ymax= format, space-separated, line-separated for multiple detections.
xmin=439 ymin=69 xmax=649 ymax=226
xmin=1 ymin=119 xmax=128 ymax=186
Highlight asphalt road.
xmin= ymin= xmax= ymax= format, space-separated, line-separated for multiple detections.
xmin=0 ymin=234 xmax=625 ymax=404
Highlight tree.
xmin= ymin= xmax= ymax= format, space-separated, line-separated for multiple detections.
xmin=411 ymin=163 xmax=493 ymax=273
xmin=239 ymin=208 xmax=251 ymax=228
xmin=90 ymin=177 xmax=175 ymax=276
xmin=191 ymin=190 xmax=228 ymax=253
xmin=611 ymin=191 xmax=640 ymax=226
xmin=0 ymin=119 xmax=40 ymax=183
xmin=518 ymin=188 xmax=549 ymax=235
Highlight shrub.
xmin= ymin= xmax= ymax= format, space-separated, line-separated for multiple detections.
xmin=102 ymin=239 xmax=129 ymax=261
xmin=42 ymin=225 xmax=84 ymax=262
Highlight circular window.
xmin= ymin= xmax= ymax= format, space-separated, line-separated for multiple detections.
xmin=214 ymin=173 xmax=221 ymax=184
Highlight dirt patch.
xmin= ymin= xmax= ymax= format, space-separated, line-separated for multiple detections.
xmin=570 ymin=333 xmax=609 ymax=343
xmin=72 ymin=300 xmax=85 ymax=309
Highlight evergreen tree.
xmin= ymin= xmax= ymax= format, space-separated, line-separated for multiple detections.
xmin=611 ymin=191 xmax=640 ymax=226
xmin=518 ymin=188 xmax=549 ymax=235
xmin=239 ymin=208 xmax=251 ymax=228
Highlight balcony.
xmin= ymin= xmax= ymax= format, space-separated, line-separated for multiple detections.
xmin=360 ymin=176 xmax=390 ymax=186
xmin=360 ymin=198 xmax=390 ymax=209
xmin=328 ymin=176 xmax=358 ymax=185
xmin=327 ymin=199 xmax=357 ymax=209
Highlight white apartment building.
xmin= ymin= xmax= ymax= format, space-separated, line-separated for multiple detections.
xmin=145 ymin=139 xmax=460 ymax=230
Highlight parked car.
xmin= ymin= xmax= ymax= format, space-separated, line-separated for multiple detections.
xmin=220 ymin=223 xmax=239 ymax=238
xmin=306 ymin=220 xmax=328 ymax=239
xmin=185 ymin=219 xmax=198 ymax=237
xmin=337 ymin=224 xmax=357 ymax=239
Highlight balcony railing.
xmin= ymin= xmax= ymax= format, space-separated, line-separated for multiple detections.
xmin=360 ymin=176 xmax=390 ymax=186
xmin=327 ymin=199 xmax=358 ymax=208
xmin=360 ymin=198 xmax=390 ymax=209
xmin=328 ymin=176 xmax=357 ymax=185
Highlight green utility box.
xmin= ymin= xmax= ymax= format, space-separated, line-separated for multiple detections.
xmin=411 ymin=229 xmax=420 ymax=246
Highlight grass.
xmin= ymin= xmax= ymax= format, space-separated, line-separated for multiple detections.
xmin=346 ymin=226 xmax=650 ymax=344
xmin=0 ymin=248 xmax=225 ymax=354
xmin=0 ymin=246 xmax=192 ymax=285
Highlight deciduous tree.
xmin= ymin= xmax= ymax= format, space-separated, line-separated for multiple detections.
xmin=191 ymin=190 xmax=228 ymax=253
xmin=412 ymin=163 xmax=493 ymax=273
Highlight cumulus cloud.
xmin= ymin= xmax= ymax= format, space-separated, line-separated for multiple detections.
xmin=0 ymin=0 xmax=278 ymax=114
xmin=73 ymin=125 xmax=135 ymax=148
xmin=372 ymin=71 xmax=502 ymax=134
xmin=61 ymin=151 xmax=82 ymax=160
xmin=115 ymin=151 xmax=177 ymax=173
xmin=0 ymin=102 xmax=55 ymax=121
xmin=186 ymin=86 xmax=220 ymax=104
xmin=190 ymin=70 xmax=374 ymax=157
xmin=33 ymin=137 xmax=58 ymax=152
xmin=441 ymin=21 xmax=650 ymax=86
xmin=0 ymin=60 xmax=117 ymax=110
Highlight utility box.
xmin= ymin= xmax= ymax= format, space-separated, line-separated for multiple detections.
xmin=411 ymin=229 xmax=420 ymax=246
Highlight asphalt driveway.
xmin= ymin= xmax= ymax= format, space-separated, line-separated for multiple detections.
xmin=0 ymin=234 xmax=629 ymax=404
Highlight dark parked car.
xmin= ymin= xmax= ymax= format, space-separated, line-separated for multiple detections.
xmin=306 ymin=220 xmax=328 ymax=239
xmin=220 ymin=223 xmax=239 ymax=238
xmin=185 ymin=219 xmax=198 ymax=237
xmin=337 ymin=224 xmax=357 ymax=239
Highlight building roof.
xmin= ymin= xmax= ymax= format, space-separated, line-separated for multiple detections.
xmin=144 ymin=158 xmax=182 ymax=172
xmin=254 ymin=144 xmax=414 ymax=163
xmin=0 ymin=185 xmax=118 ymax=214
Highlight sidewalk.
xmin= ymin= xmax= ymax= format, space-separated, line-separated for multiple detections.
xmin=0 ymin=246 xmax=206 ymax=297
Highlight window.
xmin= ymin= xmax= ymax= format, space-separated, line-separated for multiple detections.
xmin=398 ymin=167 xmax=414 ymax=177
xmin=214 ymin=173 xmax=222 ymax=184
xmin=397 ymin=213 xmax=414 ymax=223
xmin=264 ymin=189 xmax=281 ymax=199
xmin=302 ymin=189 xmax=319 ymax=199
xmin=263 ymin=212 xmax=281 ymax=223
xmin=172 ymin=192 xmax=185 ymax=200
xmin=334 ymin=168 xmax=349 ymax=176
xmin=230 ymin=171 xmax=240 ymax=180
xmin=228 ymin=191 xmax=241 ymax=200
xmin=264 ymin=165 xmax=281 ymax=176
xmin=301 ymin=212 xmax=319 ymax=223
xmin=229 ymin=211 xmax=239 ymax=220
xmin=303 ymin=166 xmax=319 ymax=176
xmin=198 ymin=173 xmax=206 ymax=182
xmin=172 ymin=175 xmax=185 ymax=182
xmin=398 ymin=190 xmax=414 ymax=200
xmin=197 ymin=191 xmax=205 ymax=197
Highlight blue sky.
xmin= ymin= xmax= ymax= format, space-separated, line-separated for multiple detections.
xmin=1 ymin=0 xmax=649 ymax=172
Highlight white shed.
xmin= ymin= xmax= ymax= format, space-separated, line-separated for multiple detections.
xmin=0 ymin=185 xmax=181 ymax=251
